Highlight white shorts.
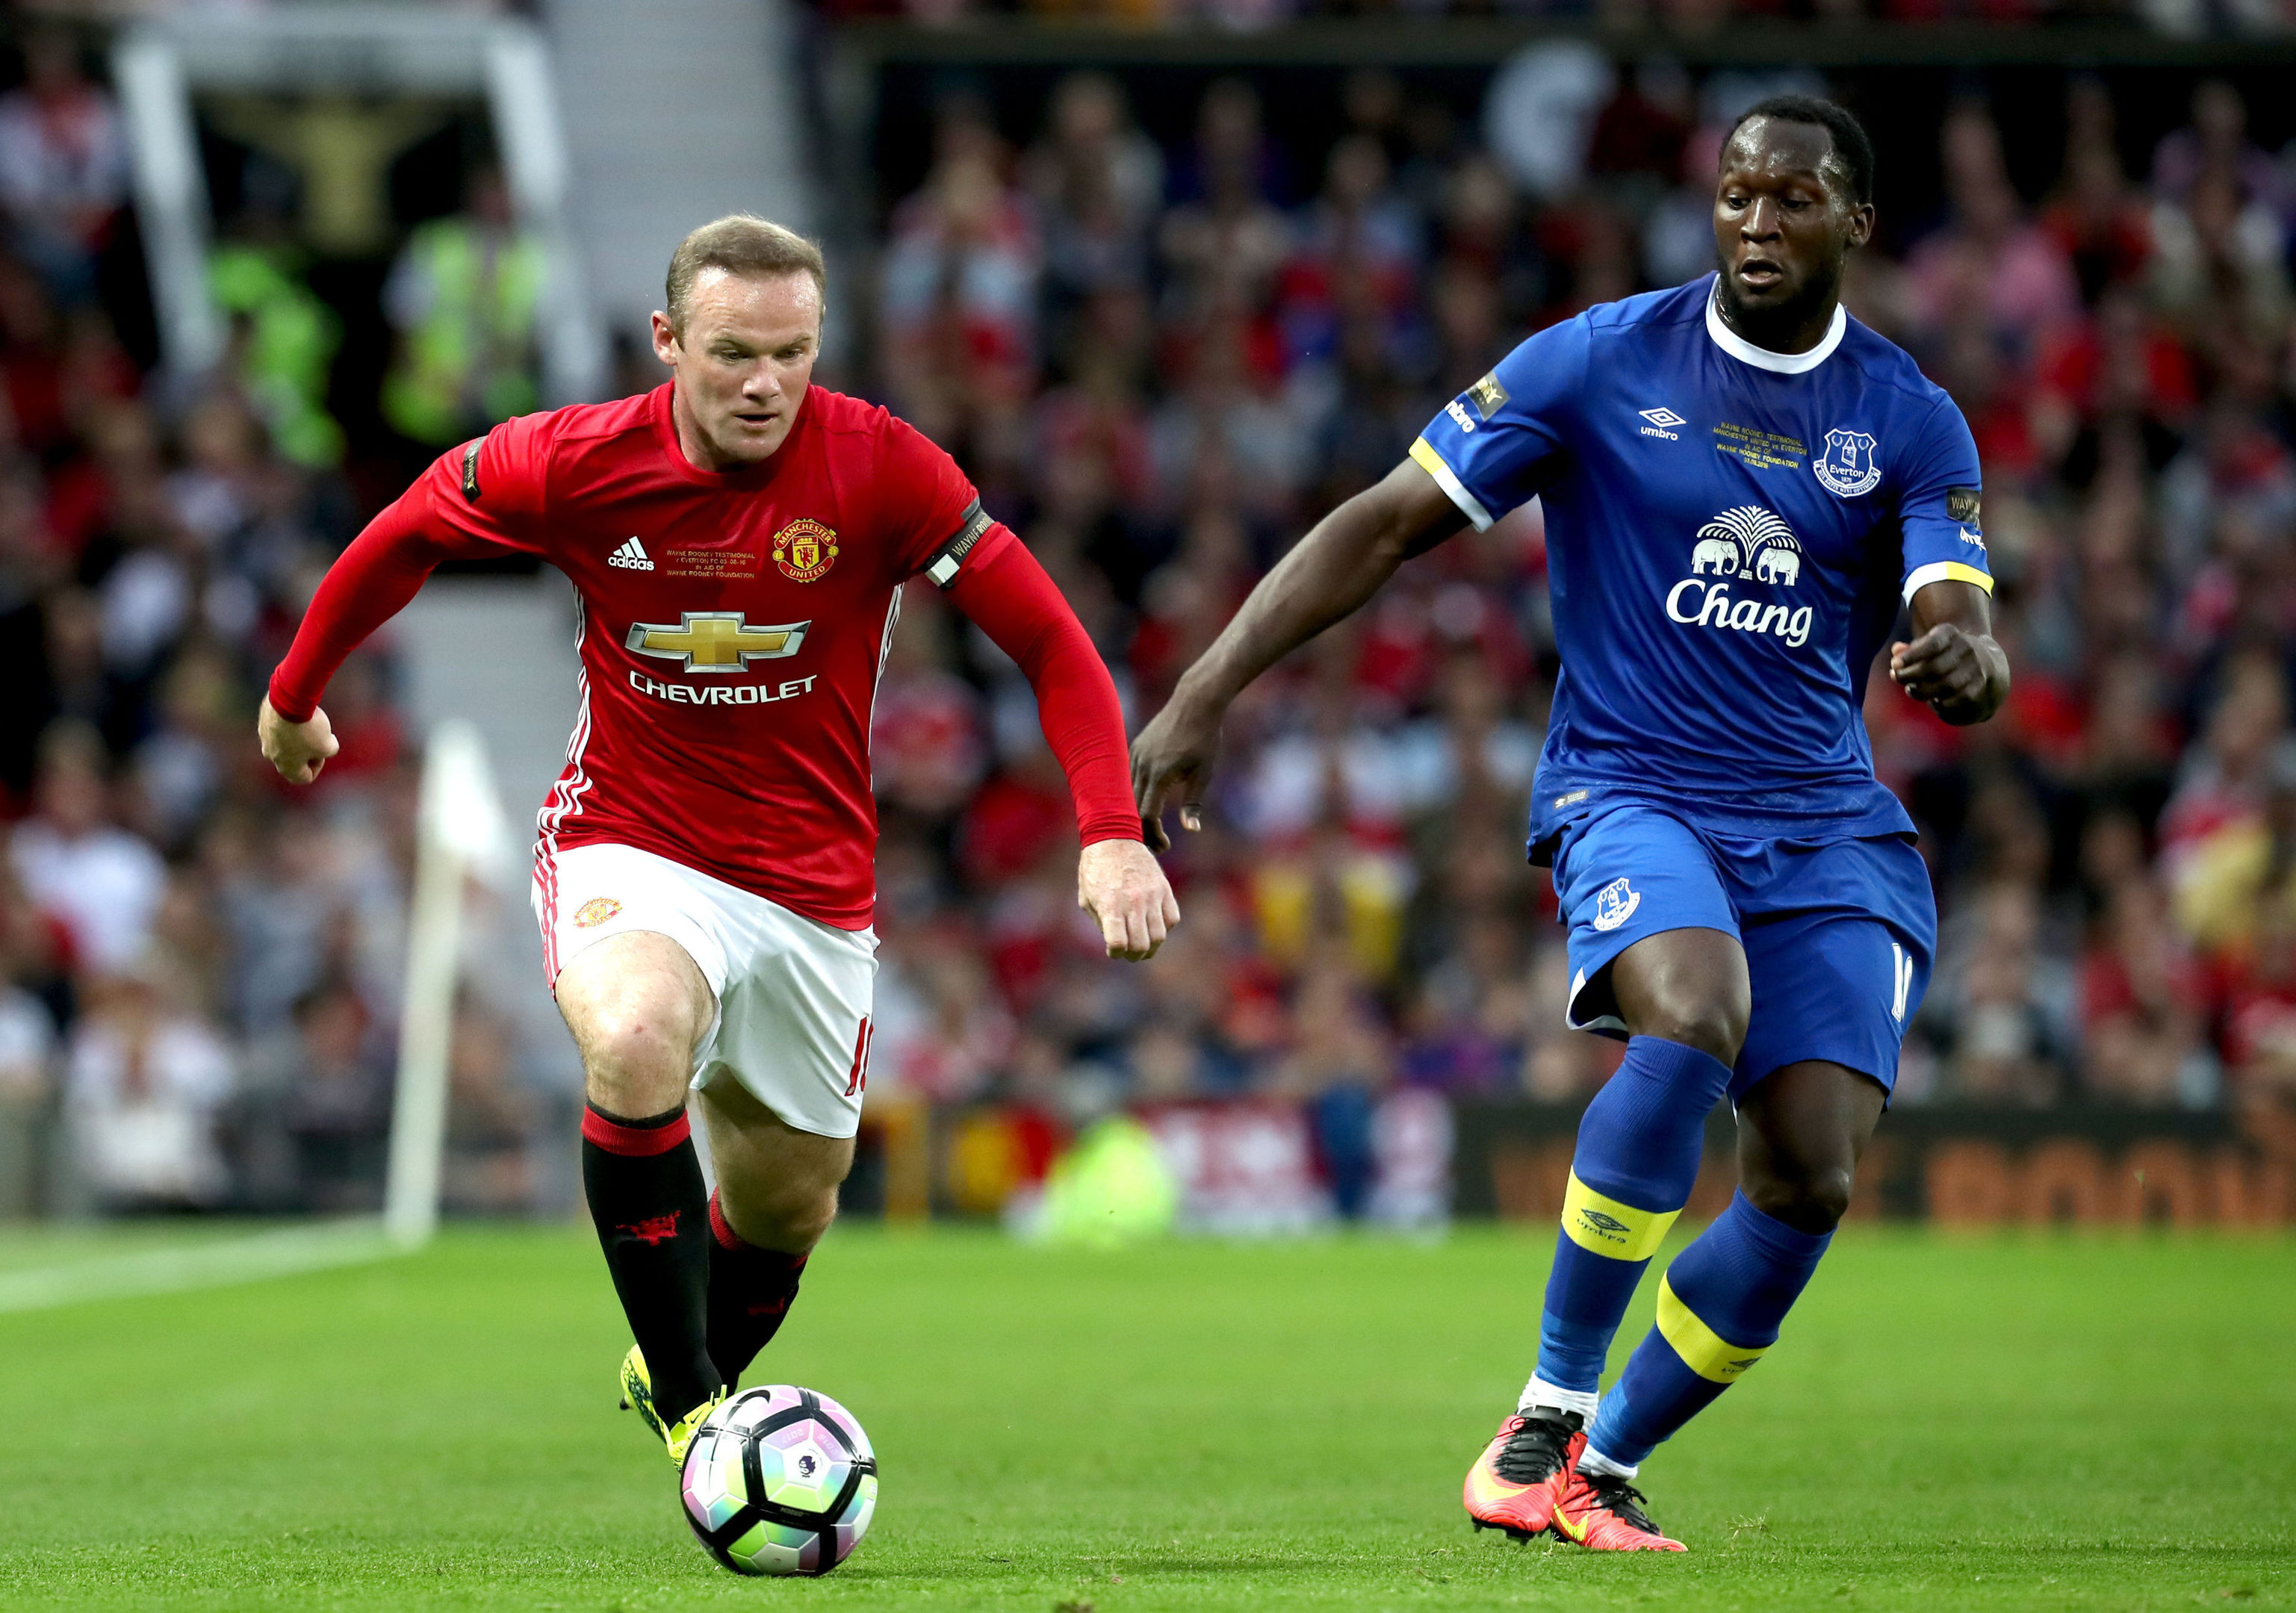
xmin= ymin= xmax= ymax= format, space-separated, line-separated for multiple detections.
xmin=534 ymin=842 xmax=878 ymax=1138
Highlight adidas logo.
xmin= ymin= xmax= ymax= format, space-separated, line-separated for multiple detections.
xmin=608 ymin=537 xmax=654 ymax=571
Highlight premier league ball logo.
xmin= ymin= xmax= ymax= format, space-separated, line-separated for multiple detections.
xmin=1813 ymin=429 xmax=1881 ymax=498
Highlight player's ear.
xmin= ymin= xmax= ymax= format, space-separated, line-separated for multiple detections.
xmin=650 ymin=309 xmax=681 ymax=365
xmin=1843 ymin=202 xmax=1874 ymax=251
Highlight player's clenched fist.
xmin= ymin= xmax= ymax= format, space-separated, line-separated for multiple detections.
xmin=1888 ymin=621 xmax=2002 ymax=725
xmin=1077 ymin=838 xmax=1180 ymax=961
xmin=257 ymin=696 xmax=341 ymax=785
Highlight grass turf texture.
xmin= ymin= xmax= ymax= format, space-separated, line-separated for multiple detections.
xmin=0 ymin=1225 xmax=2289 ymax=1611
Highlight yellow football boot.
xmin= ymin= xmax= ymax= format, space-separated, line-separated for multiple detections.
xmin=617 ymin=1345 xmax=725 ymax=1467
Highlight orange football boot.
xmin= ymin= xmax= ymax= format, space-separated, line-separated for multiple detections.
xmin=1548 ymin=1468 xmax=1687 ymax=1552
xmin=1463 ymin=1408 xmax=1585 ymax=1540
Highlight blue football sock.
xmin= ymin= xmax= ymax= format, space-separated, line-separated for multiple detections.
xmin=1531 ymin=1036 xmax=1734 ymax=1399
xmin=1584 ymin=1190 xmax=1832 ymax=1467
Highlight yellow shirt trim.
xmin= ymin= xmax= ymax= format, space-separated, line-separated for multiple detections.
xmin=1903 ymin=559 xmax=1995 ymax=603
xmin=1408 ymin=437 xmax=1495 ymax=532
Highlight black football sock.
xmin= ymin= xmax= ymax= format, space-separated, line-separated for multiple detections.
xmin=705 ymin=1187 xmax=810 ymax=1387
xmin=581 ymin=1103 xmax=722 ymax=1424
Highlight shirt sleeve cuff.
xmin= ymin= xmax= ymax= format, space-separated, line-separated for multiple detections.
xmin=1409 ymin=438 xmax=1495 ymax=532
xmin=266 ymin=670 xmax=317 ymax=724
xmin=1902 ymin=560 xmax=1994 ymax=605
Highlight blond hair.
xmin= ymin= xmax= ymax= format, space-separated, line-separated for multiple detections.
xmin=664 ymin=214 xmax=826 ymax=332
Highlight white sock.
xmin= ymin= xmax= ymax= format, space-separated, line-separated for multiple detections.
xmin=1518 ymin=1376 xmax=1598 ymax=1423
xmin=1577 ymin=1445 xmax=1638 ymax=1481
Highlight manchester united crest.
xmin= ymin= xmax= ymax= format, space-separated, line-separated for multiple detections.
xmin=573 ymin=897 xmax=621 ymax=928
xmin=772 ymin=518 xmax=839 ymax=582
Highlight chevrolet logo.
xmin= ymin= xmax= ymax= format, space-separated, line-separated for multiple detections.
xmin=624 ymin=612 xmax=810 ymax=674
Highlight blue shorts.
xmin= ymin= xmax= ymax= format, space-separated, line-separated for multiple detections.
xmin=1549 ymin=802 xmax=1935 ymax=1103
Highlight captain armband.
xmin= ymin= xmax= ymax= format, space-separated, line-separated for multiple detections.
xmin=924 ymin=500 xmax=995 ymax=588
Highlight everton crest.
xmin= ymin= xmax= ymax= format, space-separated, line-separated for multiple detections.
xmin=1813 ymin=428 xmax=1881 ymax=498
xmin=772 ymin=518 xmax=839 ymax=582
xmin=1592 ymin=877 xmax=1642 ymax=933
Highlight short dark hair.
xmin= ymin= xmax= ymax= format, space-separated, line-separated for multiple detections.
xmin=664 ymin=214 xmax=826 ymax=332
xmin=1725 ymin=95 xmax=1875 ymax=206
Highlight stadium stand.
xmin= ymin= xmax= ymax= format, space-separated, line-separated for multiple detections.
xmin=1 ymin=11 xmax=2292 ymax=1223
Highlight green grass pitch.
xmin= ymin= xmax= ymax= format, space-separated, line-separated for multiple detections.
xmin=1 ymin=1223 xmax=2289 ymax=1611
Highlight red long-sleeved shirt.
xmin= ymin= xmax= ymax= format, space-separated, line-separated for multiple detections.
xmin=270 ymin=383 xmax=1139 ymax=929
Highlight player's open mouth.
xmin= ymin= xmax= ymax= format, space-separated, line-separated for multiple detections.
xmin=1737 ymin=261 xmax=1785 ymax=288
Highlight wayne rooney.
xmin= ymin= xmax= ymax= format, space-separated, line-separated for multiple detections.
xmin=261 ymin=215 xmax=1179 ymax=1473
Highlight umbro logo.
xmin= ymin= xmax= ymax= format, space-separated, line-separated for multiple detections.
xmin=608 ymin=537 xmax=654 ymax=571
xmin=1639 ymin=407 xmax=1684 ymax=441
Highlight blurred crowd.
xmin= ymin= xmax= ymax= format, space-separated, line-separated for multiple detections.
xmin=10 ymin=22 xmax=2296 ymax=1223
xmin=0 ymin=31 xmax=571 ymax=1219
xmin=818 ymin=0 xmax=2266 ymax=40
xmin=857 ymin=58 xmax=2296 ymax=1150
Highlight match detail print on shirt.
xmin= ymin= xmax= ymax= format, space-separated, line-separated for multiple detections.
xmin=1713 ymin=422 xmax=1805 ymax=471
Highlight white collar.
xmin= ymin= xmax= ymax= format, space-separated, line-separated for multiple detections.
xmin=1705 ymin=281 xmax=1847 ymax=374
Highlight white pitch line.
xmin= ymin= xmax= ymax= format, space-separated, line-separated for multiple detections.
xmin=0 ymin=1218 xmax=403 ymax=1315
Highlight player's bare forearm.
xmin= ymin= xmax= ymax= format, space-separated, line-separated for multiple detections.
xmin=1132 ymin=460 xmax=1462 ymax=848
xmin=1891 ymin=579 xmax=2009 ymax=726
xmin=1170 ymin=461 xmax=1459 ymax=714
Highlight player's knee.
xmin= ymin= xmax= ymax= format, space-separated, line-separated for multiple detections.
xmin=576 ymin=1007 xmax=695 ymax=1109
xmin=1746 ymin=1161 xmax=1855 ymax=1233
xmin=1636 ymin=998 xmax=1748 ymax=1066
xmin=786 ymin=1188 xmax=840 ymax=1249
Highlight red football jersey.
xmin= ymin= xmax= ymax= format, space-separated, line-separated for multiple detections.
xmin=404 ymin=383 xmax=1029 ymax=930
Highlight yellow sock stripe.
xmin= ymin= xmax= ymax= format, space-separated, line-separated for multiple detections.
xmin=1654 ymin=1275 xmax=1770 ymax=1384
xmin=1560 ymin=1173 xmax=1679 ymax=1263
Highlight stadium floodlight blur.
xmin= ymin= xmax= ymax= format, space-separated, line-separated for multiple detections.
xmin=111 ymin=4 xmax=601 ymax=405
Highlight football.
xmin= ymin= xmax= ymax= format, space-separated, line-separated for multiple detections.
xmin=678 ymin=1385 xmax=878 ymax=1576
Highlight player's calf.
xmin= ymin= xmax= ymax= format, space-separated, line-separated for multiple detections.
xmin=697 ymin=1077 xmax=854 ymax=1384
xmin=561 ymin=933 xmax=725 ymax=1429
xmin=1533 ymin=1033 xmax=1734 ymax=1401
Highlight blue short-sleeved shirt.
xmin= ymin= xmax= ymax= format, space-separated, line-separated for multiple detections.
xmin=1412 ymin=274 xmax=1991 ymax=857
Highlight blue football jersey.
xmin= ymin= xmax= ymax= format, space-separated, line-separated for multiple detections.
xmin=1412 ymin=273 xmax=1991 ymax=854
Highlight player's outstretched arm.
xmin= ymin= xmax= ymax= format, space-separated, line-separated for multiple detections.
xmin=1891 ymin=579 xmax=2010 ymax=726
xmin=942 ymin=537 xmax=1179 ymax=960
xmin=258 ymin=479 xmax=508 ymax=785
xmin=1132 ymin=458 xmax=1464 ymax=850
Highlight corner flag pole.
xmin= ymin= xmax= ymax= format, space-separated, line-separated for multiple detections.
xmin=385 ymin=720 xmax=511 ymax=1249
